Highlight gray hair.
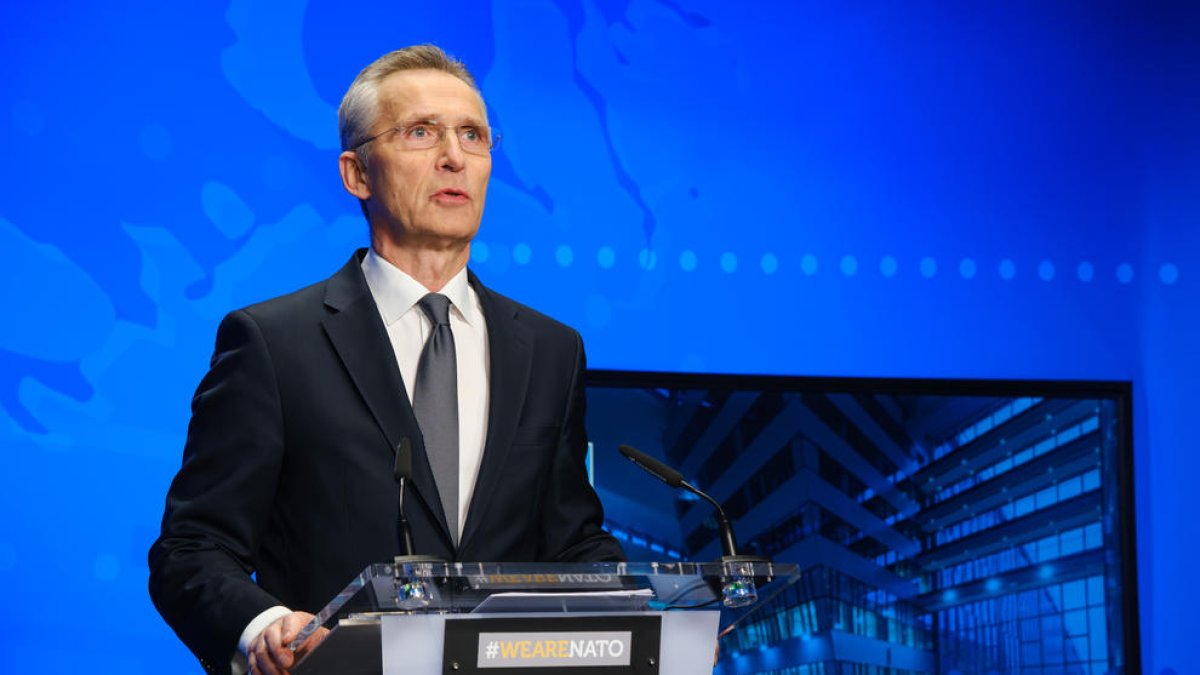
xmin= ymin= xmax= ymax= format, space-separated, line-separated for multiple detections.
xmin=338 ymin=44 xmax=483 ymax=156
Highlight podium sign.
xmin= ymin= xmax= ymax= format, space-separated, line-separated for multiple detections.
xmin=294 ymin=560 xmax=799 ymax=675
xmin=383 ymin=614 xmax=662 ymax=673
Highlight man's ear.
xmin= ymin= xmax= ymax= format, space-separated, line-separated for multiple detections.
xmin=339 ymin=151 xmax=371 ymax=200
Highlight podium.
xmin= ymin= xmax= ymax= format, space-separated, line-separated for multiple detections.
xmin=291 ymin=559 xmax=801 ymax=674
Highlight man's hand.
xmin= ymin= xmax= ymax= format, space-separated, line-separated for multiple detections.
xmin=247 ymin=611 xmax=329 ymax=675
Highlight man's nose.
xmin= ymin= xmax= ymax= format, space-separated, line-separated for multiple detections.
xmin=438 ymin=131 xmax=466 ymax=171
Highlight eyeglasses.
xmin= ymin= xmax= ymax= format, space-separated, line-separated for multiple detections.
xmin=348 ymin=121 xmax=500 ymax=156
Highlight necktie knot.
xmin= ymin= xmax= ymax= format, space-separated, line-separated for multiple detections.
xmin=418 ymin=293 xmax=452 ymax=327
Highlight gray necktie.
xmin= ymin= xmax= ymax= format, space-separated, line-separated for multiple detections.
xmin=413 ymin=293 xmax=459 ymax=545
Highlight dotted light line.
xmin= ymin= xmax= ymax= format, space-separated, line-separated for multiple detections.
xmin=471 ymin=242 xmax=1181 ymax=286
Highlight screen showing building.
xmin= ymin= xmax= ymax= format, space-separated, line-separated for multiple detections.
xmin=586 ymin=371 xmax=1136 ymax=675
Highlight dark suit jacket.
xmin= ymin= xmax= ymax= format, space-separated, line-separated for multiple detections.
xmin=148 ymin=250 xmax=624 ymax=673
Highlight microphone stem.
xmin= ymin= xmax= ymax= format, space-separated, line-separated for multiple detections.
xmin=398 ymin=476 xmax=415 ymax=555
xmin=682 ymin=480 xmax=738 ymax=558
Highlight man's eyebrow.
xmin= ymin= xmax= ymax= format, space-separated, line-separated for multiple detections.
xmin=398 ymin=112 xmax=487 ymax=127
xmin=396 ymin=112 xmax=441 ymax=125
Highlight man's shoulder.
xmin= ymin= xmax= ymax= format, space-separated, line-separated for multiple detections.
xmin=238 ymin=278 xmax=328 ymax=325
xmin=234 ymin=252 xmax=366 ymax=328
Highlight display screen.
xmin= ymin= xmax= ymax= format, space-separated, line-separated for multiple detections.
xmin=587 ymin=370 xmax=1136 ymax=674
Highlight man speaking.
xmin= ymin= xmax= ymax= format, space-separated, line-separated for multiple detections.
xmin=149 ymin=45 xmax=624 ymax=675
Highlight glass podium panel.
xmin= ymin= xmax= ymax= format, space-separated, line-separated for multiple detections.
xmin=299 ymin=560 xmax=801 ymax=642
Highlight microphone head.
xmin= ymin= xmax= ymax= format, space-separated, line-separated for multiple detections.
xmin=394 ymin=437 xmax=413 ymax=482
xmin=618 ymin=444 xmax=685 ymax=488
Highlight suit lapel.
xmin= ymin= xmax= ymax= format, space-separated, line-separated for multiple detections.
xmin=459 ymin=273 xmax=533 ymax=555
xmin=320 ymin=251 xmax=453 ymax=545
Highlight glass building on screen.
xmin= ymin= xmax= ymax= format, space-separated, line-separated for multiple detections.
xmin=588 ymin=374 xmax=1134 ymax=675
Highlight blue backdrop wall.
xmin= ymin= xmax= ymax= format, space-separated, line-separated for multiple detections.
xmin=1 ymin=1 xmax=1196 ymax=672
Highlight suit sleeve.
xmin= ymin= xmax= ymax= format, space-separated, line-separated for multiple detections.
xmin=148 ymin=309 xmax=287 ymax=673
xmin=538 ymin=333 xmax=627 ymax=562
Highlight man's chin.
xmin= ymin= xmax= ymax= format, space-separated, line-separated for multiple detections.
xmin=407 ymin=224 xmax=481 ymax=251
xmin=375 ymin=217 xmax=480 ymax=248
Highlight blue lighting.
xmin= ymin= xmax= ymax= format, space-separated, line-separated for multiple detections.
xmin=1038 ymin=260 xmax=1056 ymax=281
xmin=513 ymin=243 xmax=532 ymax=265
xmin=3 ymin=2 xmax=1195 ymax=672
xmin=597 ymin=246 xmax=616 ymax=269
xmin=760 ymin=253 xmax=779 ymax=275
xmin=959 ymin=257 xmax=977 ymax=279
xmin=1077 ymin=261 xmax=1094 ymax=282
xmin=999 ymin=258 xmax=1016 ymax=280
xmin=1160 ymin=263 xmax=1178 ymax=285
xmin=920 ymin=257 xmax=938 ymax=278
xmin=841 ymin=255 xmax=858 ymax=277
xmin=880 ymin=255 xmax=898 ymax=278
xmin=555 ymin=245 xmax=573 ymax=267
xmin=801 ymin=254 xmax=818 ymax=275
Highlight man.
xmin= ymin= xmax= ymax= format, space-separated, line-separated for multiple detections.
xmin=149 ymin=45 xmax=624 ymax=675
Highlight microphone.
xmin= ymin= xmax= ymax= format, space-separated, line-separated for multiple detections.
xmin=618 ymin=443 xmax=684 ymax=487
xmin=392 ymin=437 xmax=446 ymax=565
xmin=390 ymin=438 xmax=442 ymax=611
xmin=618 ymin=444 xmax=764 ymax=563
xmin=394 ymin=438 xmax=416 ymax=556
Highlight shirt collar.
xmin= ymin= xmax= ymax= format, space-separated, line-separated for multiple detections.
xmin=361 ymin=247 xmax=477 ymax=326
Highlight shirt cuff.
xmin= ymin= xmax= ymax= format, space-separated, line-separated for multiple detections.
xmin=238 ymin=605 xmax=294 ymax=657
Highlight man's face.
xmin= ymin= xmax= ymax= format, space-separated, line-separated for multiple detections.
xmin=349 ymin=69 xmax=492 ymax=250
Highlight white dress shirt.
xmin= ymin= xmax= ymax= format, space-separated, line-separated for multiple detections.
xmin=360 ymin=246 xmax=491 ymax=531
xmin=236 ymin=248 xmax=490 ymax=667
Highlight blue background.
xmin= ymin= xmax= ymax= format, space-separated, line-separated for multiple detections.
xmin=1 ymin=1 xmax=1196 ymax=672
